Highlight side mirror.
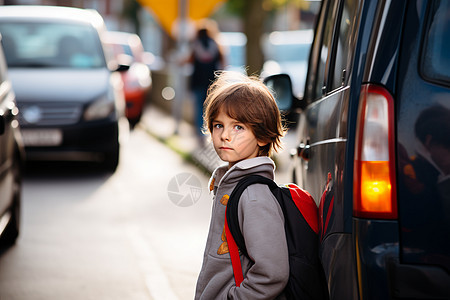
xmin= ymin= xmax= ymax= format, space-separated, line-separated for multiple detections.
xmin=263 ymin=74 xmax=294 ymax=111
xmin=108 ymin=53 xmax=131 ymax=72
xmin=116 ymin=63 xmax=130 ymax=72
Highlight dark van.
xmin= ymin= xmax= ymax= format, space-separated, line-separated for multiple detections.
xmin=266 ymin=0 xmax=450 ymax=299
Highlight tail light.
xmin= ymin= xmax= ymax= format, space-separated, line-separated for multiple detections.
xmin=353 ymin=84 xmax=397 ymax=219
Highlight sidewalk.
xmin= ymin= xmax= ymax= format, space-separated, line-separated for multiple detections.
xmin=138 ymin=104 xmax=297 ymax=182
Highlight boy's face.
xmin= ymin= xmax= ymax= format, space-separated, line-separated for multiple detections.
xmin=211 ymin=109 xmax=265 ymax=168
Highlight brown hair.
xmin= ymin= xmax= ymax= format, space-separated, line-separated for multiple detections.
xmin=203 ymin=71 xmax=286 ymax=156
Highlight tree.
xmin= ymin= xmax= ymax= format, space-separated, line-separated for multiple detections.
xmin=122 ymin=0 xmax=142 ymax=35
xmin=226 ymin=0 xmax=266 ymax=75
xmin=224 ymin=0 xmax=314 ymax=75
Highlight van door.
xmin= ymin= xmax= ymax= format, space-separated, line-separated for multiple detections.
xmin=295 ymin=0 xmax=360 ymax=298
xmin=396 ymin=0 xmax=450 ymax=285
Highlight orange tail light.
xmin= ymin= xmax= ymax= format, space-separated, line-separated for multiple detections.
xmin=353 ymin=84 xmax=397 ymax=219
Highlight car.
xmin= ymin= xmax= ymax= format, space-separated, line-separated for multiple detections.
xmin=265 ymin=0 xmax=450 ymax=299
xmin=0 ymin=5 xmax=128 ymax=171
xmin=0 ymin=33 xmax=24 ymax=247
xmin=217 ymin=32 xmax=247 ymax=74
xmin=261 ymin=30 xmax=313 ymax=99
xmin=103 ymin=31 xmax=152 ymax=127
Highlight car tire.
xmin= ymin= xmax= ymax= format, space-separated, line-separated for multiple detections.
xmin=128 ymin=117 xmax=140 ymax=129
xmin=103 ymin=141 xmax=120 ymax=172
xmin=128 ymin=110 xmax=142 ymax=129
xmin=0 ymin=154 xmax=21 ymax=247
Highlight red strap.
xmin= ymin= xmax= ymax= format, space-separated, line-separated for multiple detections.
xmin=225 ymin=208 xmax=244 ymax=287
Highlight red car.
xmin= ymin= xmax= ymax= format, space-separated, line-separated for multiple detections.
xmin=103 ymin=31 xmax=152 ymax=126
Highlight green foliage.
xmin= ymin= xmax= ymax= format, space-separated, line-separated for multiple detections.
xmin=121 ymin=0 xmax=142 ymax=34
xmin=225 ymin=0 xmax=246 ymax=16
xmin=225 ymin=0 xmax=310 ymax=15
xmin=122 ymin=0 xmax=140 ymax=20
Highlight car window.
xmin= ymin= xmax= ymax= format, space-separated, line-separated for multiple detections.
xmin=313 ymin=0 xmax=340 ymax=100
xmin=331 ymin=0 xmax=360 ymax=90
xmin=217 ymin=32 xmax=247 ymax=74
xmin=0 ymin=21 xmax=106 ymax=69
xmin=421 ymin=0 xmax=450 ymax=86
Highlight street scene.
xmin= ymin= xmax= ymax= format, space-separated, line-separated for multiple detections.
xmin=0 ymin=105 xmax=294 ymax=299
xmin=0 ymin=117 xmax=213 ymax=300
xmin=0 ymin=0 xmax=449 ymax=299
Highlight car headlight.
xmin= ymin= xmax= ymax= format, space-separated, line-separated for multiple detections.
xmin=84 ymin=91 xmax=115 ymax=121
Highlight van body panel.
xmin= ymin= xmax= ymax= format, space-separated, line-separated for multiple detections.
xmin=290 ymin=0 xmax=450 ymax=298
xmin=395 ymin=0 xmax=450 ymax=275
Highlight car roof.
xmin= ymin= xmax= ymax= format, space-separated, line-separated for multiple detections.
xmin=0 ymin=5 xmax=105 ymax=30
xmin=103 ymin=31 xmax=142 ymax=46
xmin=266 ymin=29 xmax=314 ymax=45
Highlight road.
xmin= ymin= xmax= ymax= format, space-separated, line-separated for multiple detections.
xmin=0 ymin=128 xmax=213 ymax=300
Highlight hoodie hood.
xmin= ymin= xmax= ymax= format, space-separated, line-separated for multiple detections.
xmin=210 ymin=156 xmax=275 ymax=193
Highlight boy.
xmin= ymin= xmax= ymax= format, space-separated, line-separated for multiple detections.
xmin=195 ymin=71 xmax=289 ymax=299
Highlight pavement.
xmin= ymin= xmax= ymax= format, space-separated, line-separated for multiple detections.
xmin=138 ymin=103 xmax=297 ymax=182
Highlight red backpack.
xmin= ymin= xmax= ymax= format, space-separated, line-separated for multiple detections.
xmin=225 ymin=175 xmax=329 ymax=300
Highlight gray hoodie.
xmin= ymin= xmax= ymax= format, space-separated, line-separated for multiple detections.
xmin=195 ymin=157 xmax=289 ymax=299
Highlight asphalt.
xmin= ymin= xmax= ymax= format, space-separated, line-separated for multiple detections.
xmin=138 ymin=104 xmax=297 ymax=182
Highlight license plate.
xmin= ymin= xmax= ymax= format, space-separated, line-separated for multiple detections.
xmin=21 ymin=129 xmax=63 ymax=146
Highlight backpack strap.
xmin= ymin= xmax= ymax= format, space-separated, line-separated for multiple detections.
xmin=224 ymin=208 xmax=244 ymax=287
xmin=225 ymin=175 xmax=278 ymax=258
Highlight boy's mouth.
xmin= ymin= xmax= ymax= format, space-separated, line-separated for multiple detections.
xmin=219 ymin=146 xmax=233 ymax=150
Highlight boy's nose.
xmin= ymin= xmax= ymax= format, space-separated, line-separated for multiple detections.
xmin=221 ymin=127 xmax=231 ymax=141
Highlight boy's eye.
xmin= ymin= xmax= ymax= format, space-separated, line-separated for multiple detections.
xmin=234 ymin=125 xmax=244 ymax=130
xmin=213 ymin=123 xmax=223 ymax=129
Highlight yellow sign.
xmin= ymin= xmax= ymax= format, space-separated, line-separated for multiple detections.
xmin=138 ymin=0 xmax=224 ymax=36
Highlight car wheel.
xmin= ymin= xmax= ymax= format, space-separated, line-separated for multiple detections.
xmin=128 ymin=117 xmax=140 ymax=129
xmin=128 ymin=111 xmax=142 ymax=129
xmin=0 ymin=154 xmax=21 ymax=246
xmin=103 ymin=141 xmax=119 ymax=172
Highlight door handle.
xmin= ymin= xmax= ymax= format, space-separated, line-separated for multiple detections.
xmin=297 ymin=141 xmax=310 ymax=161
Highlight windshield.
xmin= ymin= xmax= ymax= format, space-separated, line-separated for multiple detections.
xmin=0 ymin=21 xmax=106 ymax=69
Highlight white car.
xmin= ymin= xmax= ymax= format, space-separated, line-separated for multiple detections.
xmin=261 ymin=30 xmax=313 ymax=98
xmin=0 ymin=6 xmax=127 ymax=171
xmin=217 ymin=32 xmax=247 ymax=74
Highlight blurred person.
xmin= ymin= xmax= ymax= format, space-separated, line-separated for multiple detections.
xmin=195 ymin=71 xmax=289 ymax=299
xmin=187 ymin=19 xmax=225 ymax=143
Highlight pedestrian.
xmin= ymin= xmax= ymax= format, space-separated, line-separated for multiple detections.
xmin=195 ymin=71 xmax=289 ymax=299
xmin=188 ymin=19 xmax=224 ymax=144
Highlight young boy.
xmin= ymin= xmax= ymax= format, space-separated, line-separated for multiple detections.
xmin=195 ymin=71 xmax=289 ymax=299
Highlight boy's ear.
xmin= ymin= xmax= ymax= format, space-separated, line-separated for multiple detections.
xmin=257 ymin=140 xmax=268 ymax=147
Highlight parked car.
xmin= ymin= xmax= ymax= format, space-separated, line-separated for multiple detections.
xmin=103 ymin=31 xmax=152 ymax=127
xmin=0 ymin=5 xmax=127 ymax=171
xmin=217 ymin=32 xmax=247 ymax=74
xmin=265 ymin=0 xmax=450 ymax=299
xmin=0 ymin=34 xmax=24 ymax=247
xmin=261 ymin=30 xmax=313 ymax=98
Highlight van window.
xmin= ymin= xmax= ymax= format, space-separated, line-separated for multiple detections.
xmin=331 ymin=0 xmax=359 ymax=90
xmin=421 ymin=0 xmax=450 ymax=86
xmin=313 ymin=0 xmax=340 ymax=100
